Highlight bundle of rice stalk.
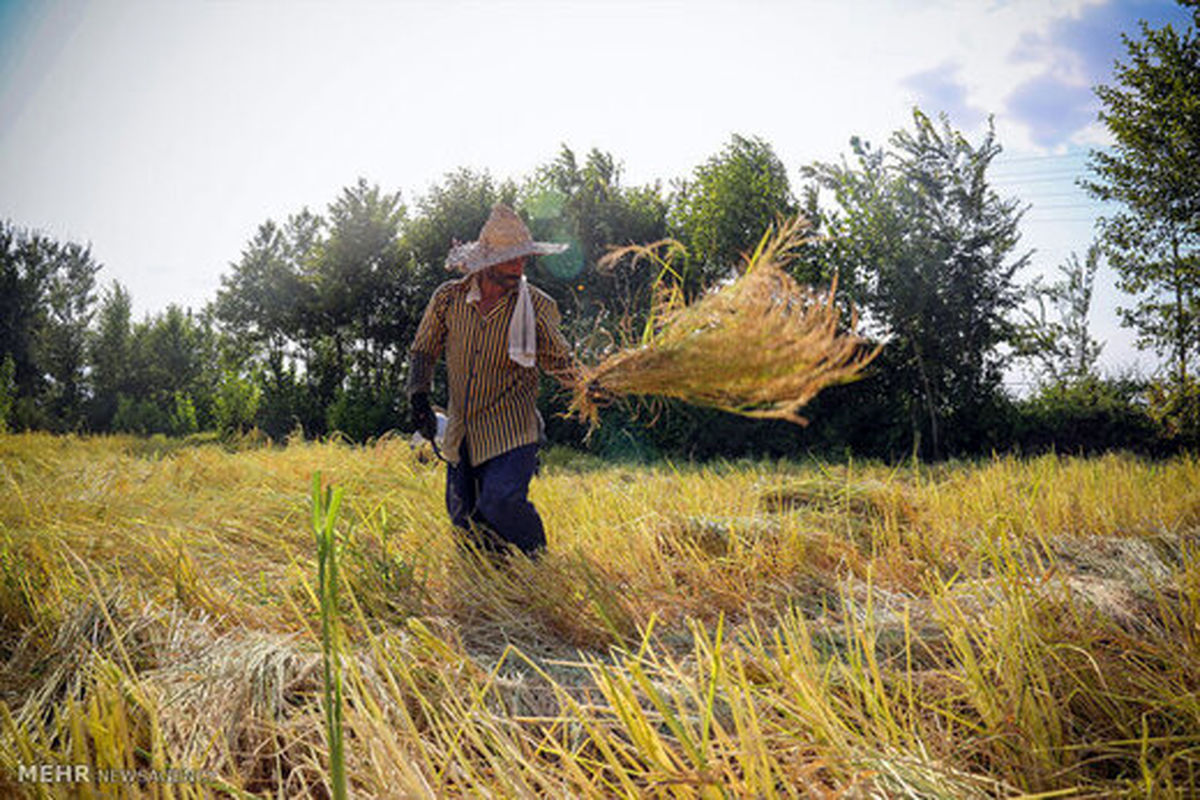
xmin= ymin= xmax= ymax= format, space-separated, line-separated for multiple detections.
xmin=569 ymin=216 xmax=879 ymax=430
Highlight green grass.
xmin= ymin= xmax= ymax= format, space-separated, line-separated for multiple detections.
xmin=0 ymin=431 xmax=1198 ymax=797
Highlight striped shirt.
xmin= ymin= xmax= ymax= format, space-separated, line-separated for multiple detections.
xmin=407 ymin=276 xmax=577 ymax=466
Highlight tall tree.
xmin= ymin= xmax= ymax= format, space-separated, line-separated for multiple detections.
xmin=39 ymin=241 xmax=101 ymax=429
xmin=523 ymin=146 xmax=668 ymax=346
xmin=1 ymin=222 xmax=57 ymax=419
xmin=1018 ymin=244 xmax=1105 ymax=385
xmin=1083 ymin=3 xmax=1200 ymax=430
xmin=215 ymin=218 xmax=311 ymax=366
xmin=803 ymin=111 xmax=1029 ymax=457
xmin=403 ymin=168 xmax=511 ymax=339
xmin=315 ymin=178 xmax=406 ymax=387
xmin=671 ymin=134 xmax=796 ymax=289
xmin=89 ymin=280 xmax=133 ymax=430
xmin=0 ymin=221 xmax=101 ymax=431
xmin=214 ymin=211 xmax=323 ymax=436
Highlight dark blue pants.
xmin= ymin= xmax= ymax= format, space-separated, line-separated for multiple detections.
xmin=446 ymin=440 xmax=545 ymax=557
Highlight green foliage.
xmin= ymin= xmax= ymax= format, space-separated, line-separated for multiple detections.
xmin=311 ymin=473 xmax=347 ymax=800
xmin=214 ymin=178 xmax=412 ymax=439
xmin=670 ymin=134 xmax=796 ymax=289
xmin=523 ymin=146 xmax=669 ymax=348
xmin=1084 ymin=6 xmax=1200 ymax=424
xmin=88 ymin=281 xmax=132 ymax=430
xmin=111 ymin=393 xmax=170 ymax=435
xmin=325 ymin=373 xmax=399 ymax=441
xmin=214 ymin=216 xmax=315 ymax=367
xmin=1017 ymin=244 xmax=1105 ymax=384
xmin=8 ymin=124 xmax=1191 ymax=459
xmin=1146 ymin=372 xmax=1200 ymax=446
xmin=0 ymin=220 xmax=101 ymax=432
xmin=802 ymin=110 xmax=1030 ymax=458
xmin=0 ymin=355 xmax=14 ymax=433
xmin=99 ymin=304 xmax=220 ymax=437
xmin=169 ymin=391 xmax=199 ymax=436
xmin=213 ymin=369 xmax=261 ymax=439
xmin=317 ymin=179 xmax=407 ymax=385
xmin=1015 ymin=374 xmax=1157 ymax=454
xmin=38 ymin=241 xmax=101 ymax=430
xmin=255 ymin=351 xmax=308 ymax=441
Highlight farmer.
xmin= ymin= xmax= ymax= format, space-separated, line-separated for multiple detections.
xmin=407 ymin=204 xmax=579 ymax=559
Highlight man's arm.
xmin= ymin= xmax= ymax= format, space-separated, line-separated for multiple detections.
xmin=534 ymin=295 xmax=581 ymax=388
xmin=407 ymin=284 xmax=450 ymax=397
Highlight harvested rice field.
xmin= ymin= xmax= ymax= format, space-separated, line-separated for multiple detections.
xmin=1 ymin=432 xmax=1199 ymax=798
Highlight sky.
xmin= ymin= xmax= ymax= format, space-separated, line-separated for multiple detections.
xmin=0 ymin=0 xmax=1195 ymax=387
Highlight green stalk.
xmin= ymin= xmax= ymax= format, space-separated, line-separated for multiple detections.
xmin=313 ymin=472 xmax=347 ymax=800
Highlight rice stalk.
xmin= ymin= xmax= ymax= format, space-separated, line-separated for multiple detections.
xmin=571 ymin=216 xmax=879 ymax=429
xmin=312 ymin=472 xmax=347 ymax=800
xmin=3 ymin=435 xmax=1199 ymax=795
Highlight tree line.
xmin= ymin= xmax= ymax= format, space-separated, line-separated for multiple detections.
xmin=1 ymin=8 xmax=1196 ymax=458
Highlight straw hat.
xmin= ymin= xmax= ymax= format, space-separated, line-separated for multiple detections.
xmin=445 ymin=204 xmax=567 ymax=274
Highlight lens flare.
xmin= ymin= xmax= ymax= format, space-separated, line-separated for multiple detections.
xmin=526 ymin=189 xmax=566 ymax=220
xmin=543 ymin=238 xmax=583 ymax=280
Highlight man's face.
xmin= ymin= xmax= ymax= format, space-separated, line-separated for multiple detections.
xmin=486 ymin=258 xmax=526 ymax=292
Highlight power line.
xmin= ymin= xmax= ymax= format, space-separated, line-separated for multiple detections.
xmin=1020 ymin=190 xmax=1095 ymax=198
xmin=993 ymin=175 xmax=1089 ymax=185
xmin=995 ymin=152 xmax=1093 ymax=164
xmin=992 ymin=165 xmax=1087 ymax=176
xmin=1023 ymin=218 xmax=1101 ymax=223
xmin=992 ymin=166 xmax=1087 ymax=175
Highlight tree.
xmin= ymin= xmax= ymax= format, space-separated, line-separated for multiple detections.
xmin=214 ymin=211 xmax=323 ymax=438
xmin=406 ymin=169 xmax=512 ymax=274
xmin=89 ymin=281 xmax=133 ymax=430
xmin=213 ymin=180 xmax=417 ymax=440
xmin=402 ymin=169 xmax=512 ymax=352
xmin=671 ymin=134 xmax=796 ymax=288
xmin=0 ymin=221 xmax=101 ymax=431
xmin=802 ymin=111 xmax=1029 ymax=457
xmin=1018 ymin=244 xmax=1105 ymax=385
xmin=0 ymin=222 xmax=53 ymax=412
xmin=215 ymin=219 xmax=310 ymax=364
xmin=522 ymin=146 xmax=668 ymax=347
xmin=0 ymin=355 xmax=14 ymax=432
xmin=1083 ymin=3 xmax=1200 ymax=431
xmin=317 ymin=178 xmax=406 ymax=383
xmin=111 ymin=304 xmax=216 ymax=435
xmin=310 ymin=179 xmax=408 ymax=437
xmin=213 ymin=368 xmax=261 ymax=439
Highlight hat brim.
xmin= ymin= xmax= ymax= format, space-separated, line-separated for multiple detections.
xmin=446 ymin=240 xmax=569 ymax=273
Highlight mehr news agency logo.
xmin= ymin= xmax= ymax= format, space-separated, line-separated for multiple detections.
xmin=16 ymin=762 xmax=218 ymax=786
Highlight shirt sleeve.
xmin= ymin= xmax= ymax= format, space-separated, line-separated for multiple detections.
xmin=407 ymin=283 xmax=451 ymax=396
xmin=535 ymin=295 xmax=580 ymax=387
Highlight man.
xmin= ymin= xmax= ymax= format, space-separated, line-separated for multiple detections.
xmin=407 ymin=204 xmax=578 ymax=558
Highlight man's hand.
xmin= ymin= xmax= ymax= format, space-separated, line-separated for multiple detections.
xmin=585 ymin=379 xmax=616 ymax=406
xmin=410 ymin=392 xmax=438 ymax=443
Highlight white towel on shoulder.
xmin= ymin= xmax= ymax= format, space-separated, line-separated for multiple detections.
xmin=465 ymin=274 xmax=537 ymax=367
xmin=508 ymin=275 xmax=537 ymax=367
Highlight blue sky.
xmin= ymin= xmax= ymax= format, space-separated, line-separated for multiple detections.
xmin=0 ymin=0 xmax=1195 ymax=384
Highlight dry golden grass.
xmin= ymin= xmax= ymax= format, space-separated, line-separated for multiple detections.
xmin=570 ymin=217 xmax=879 ymax=429
xmin=1 ymin=433 xmax=1199 ymax=797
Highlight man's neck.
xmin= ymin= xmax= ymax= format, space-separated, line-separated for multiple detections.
xmin=476 ymin=275 xmax=510 ymax=313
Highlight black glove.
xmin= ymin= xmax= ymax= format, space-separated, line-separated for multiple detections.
xmin=410 ymin=392 xmax=438 ymax=443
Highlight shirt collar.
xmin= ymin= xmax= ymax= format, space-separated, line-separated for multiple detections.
xmin=465 ymin=273 xmax=519 ymax=305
